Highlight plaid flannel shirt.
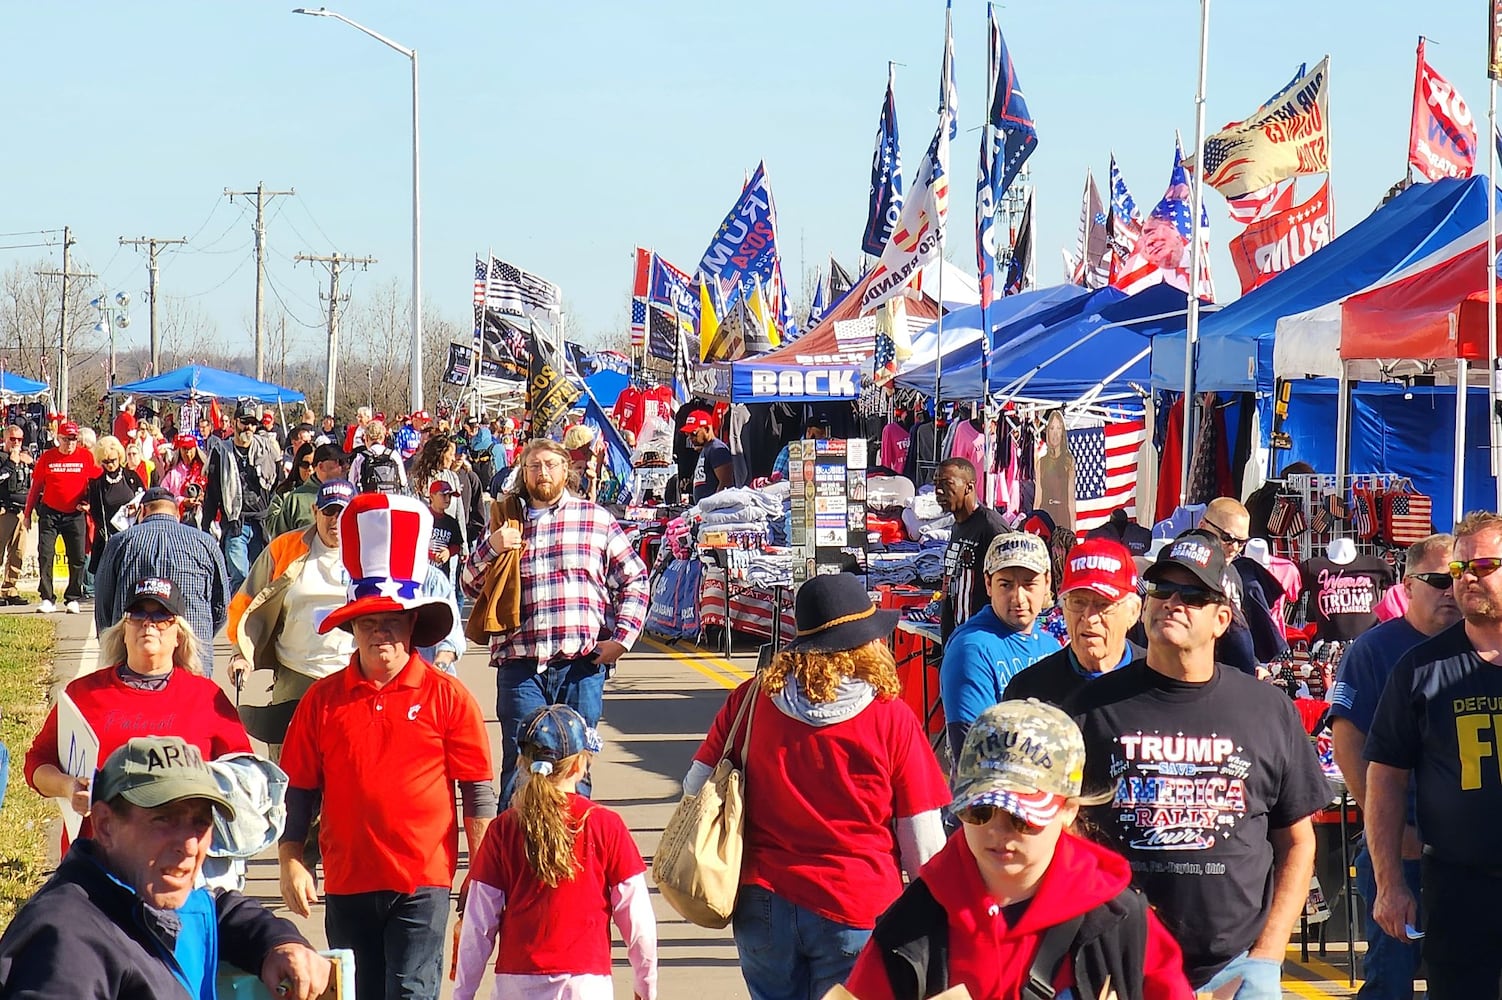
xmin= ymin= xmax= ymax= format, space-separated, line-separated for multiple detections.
xmin=461 ymin=492 xmax=648 ymax=667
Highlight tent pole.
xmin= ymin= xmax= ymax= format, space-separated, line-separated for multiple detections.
xmin=1334 ymin=360 xmax=1350 ymax=481
xmin=1489 ymin=77 xmax=1499 ymax=508
xmin=1180 ymin=0 xmax=1211 ymax=506
xmin=1456 ymin=358 xmax=1470 ymax=526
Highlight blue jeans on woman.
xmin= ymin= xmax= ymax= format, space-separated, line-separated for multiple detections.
xmin=495 ymin=655 xmax=604 ymax=805
xmin=732 ymin=884 xmax=871 ymax=1000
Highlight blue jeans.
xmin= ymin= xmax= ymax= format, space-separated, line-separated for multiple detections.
xmin=495 ymin=655 xmax=604 ymax=805
xmin=732 ymin=884 xmax=871 ymax=1000
xmin=1355 ymin=845 xmax=1422 ymax=1000
xmin=222 ymin=521 xmax=253 ymax=593
xmin=325 ymin=886 xmax=448 ymax=1000
xmin=1196 ymin=950 xmax=1284 ymax=1000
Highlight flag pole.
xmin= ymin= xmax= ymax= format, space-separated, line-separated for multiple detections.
xmin=1180 ymin=0 xmax=1211 ymax=505
xmin=1489 ymin=74 xmax=1499 ymax=509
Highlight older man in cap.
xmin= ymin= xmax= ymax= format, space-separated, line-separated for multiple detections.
xmin=1005 ymin=537 xmax=1143 ymax=708
xmin=279 ymin=492 xmax=494 ymax=1000
xmin=0 ymin=735 xmax=331 ymax=999
xmin=1069 ymin=530 xmax=1330 ymax=998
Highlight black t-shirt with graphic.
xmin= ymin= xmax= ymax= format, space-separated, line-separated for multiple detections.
xmin=1366 ymin=622 xmax=1502 ymax=867
xmin=939 ymin=507 xmax=1010 ymax=640
xmin=429 ymin=512 xmax=464 ymax=568
xmin=691 ymin=438 xmax=733 ymax=502
xmin=1068 ymin=660 xmax=1333 ymax=987
xmin=1299 ymin=555 xmax=1394 ymax=642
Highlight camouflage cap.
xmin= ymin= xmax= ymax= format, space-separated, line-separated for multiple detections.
xmin=983 ymin=531 xmax=1051 ymax=577
xmin=950 ymin=699 xmax=1087 ymax=826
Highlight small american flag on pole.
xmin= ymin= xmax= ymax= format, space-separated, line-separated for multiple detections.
xmin=1069 ymin=419 xmax=1147 ymax=530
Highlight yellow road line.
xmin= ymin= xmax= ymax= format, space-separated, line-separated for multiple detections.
xmin=1282 ymin=976 xmax=1345 ymax=999
xmin=651 ymin=634 xmax=758 ymax=678
xmin=1299 ymin=952 xmax=1358 ymax=986
xmin=640 ymin=636 xmax=746 ymax=690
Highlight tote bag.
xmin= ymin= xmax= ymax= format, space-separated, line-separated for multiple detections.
xmin=652 ymin=677 xmax=759 ymax=929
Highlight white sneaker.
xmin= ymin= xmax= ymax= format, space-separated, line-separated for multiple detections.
xmin=36 ymin=600 xmax=54 ymax=614
xmin=64 ymin=601 xmax=80 ymax=615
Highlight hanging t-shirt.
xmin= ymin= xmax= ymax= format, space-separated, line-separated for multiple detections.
xmin=1365 ymin=623 xmax=1502 ymax=868
xmin=1299 ymin=555 xmax=1394 ymax=642
xmin=691 ymin=437 xmax=733 ymax=502
xmin=612 ymin=385 xmax=646 ymax=437
xmin=1068 ymin=660 xmax=1332 ymax=987
xmin=939 ymin=507 xmax=1010 ymax=640
xmin=950 ymin=420 xmax=991 ymax=507
xmin=879 ymin=422 xmax=911 ymax=473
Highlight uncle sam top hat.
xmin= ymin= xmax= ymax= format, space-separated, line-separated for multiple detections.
xmin=317 ymin=492 xmax=454 ymax=648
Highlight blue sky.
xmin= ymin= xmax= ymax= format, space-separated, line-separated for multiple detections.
xmin=0 ymin=1 xmax=1490 ymax=357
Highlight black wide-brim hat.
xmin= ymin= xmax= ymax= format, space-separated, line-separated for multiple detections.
xmin=784 ymin=572 xmax=899 ymax=653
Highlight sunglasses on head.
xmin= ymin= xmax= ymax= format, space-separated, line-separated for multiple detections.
xmin=1146 ymin=579 xmax=1221 ymax=607
xmin=1450 ymin=558 xmax=1502 ymax=579
xmin=954 ymin=804 xmax=1046 ymax=834
xmin=1409 ymin=571 xmax=1454 ymax=590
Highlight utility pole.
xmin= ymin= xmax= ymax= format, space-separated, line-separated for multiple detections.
xmin=294 ymin=252 xmax=376 ymax=417
xmin=119 ymin=236 xmax=187 ymax=376
xmin=225 ymin=183 xmax=295 ymax=381
xmin=37 ymin=226 xmax=96 ymax=418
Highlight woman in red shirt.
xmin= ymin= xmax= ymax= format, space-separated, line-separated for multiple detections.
xmin=26 ymin=575 xmax=250 ymax=840
xmin=686 ymin=574 xmax=951 ymax=1000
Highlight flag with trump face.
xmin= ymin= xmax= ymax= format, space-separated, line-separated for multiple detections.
xmin=1112 ymin=139 xmax=1214 ymax=300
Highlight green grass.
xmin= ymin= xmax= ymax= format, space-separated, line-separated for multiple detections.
xmin=0 ymin=615 xmax=58 ymax=928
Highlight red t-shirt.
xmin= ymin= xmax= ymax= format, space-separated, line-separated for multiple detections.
xmin=25 ymin=666 xmax=251 ymax=839
xmin=471 ymin=794 xmax=645 ymax=976
xmin=612 ymin=386 xmax=646 ymax=438
xmin=694 ymin=680 xmax=951 ymax=928
xmin=279 ymin=653 xmax=494 ymax=894
xmin=112 ymin=411 xmax=138 ymax=444
xmin=26 ymin=447 xmax=99 ymax=516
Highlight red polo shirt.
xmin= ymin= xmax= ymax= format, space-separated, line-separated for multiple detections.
xmin=280 ymin=652 xmax=494 ymax=895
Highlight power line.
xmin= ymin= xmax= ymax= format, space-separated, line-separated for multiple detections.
xmin=295 ymin=199 xmax=339 ymax=250
xmin=0 ymin=228 xmax=63 ymax=239
xmin=180 ymin=196 xmax=229 ymax=246
xmin=178 ymin=253 xmax=255 ymax=299
xmin=264 ymin=269 xmax=324 ymax=330
xmin=0 ymin=240 xmax=60 ymax=251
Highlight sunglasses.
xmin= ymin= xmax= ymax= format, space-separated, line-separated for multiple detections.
xmin=1146 ymin=580 xmax=1221 ymax=607
xmin=954 ymin=804 xmax=1045 ymax=834
xmin=1450 ymin=558 xmax=1502 ymax=579
xmin=124 ymin=608 xmax=177 ymax=627
xmin=61 ymin=436 xmax=78 ymax=442
xmin=1202 ymin=519 xmax=1249 ymax=547
xmin=1409 ymin=572 xmax=1454 ymax=590
xmin=298 ymin=461 xmax=314 ymax=469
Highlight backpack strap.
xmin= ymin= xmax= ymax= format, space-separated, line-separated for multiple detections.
xmin=1020 ymin=913 xmax=1086 ymax=1000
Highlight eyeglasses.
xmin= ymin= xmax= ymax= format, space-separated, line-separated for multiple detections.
xmin=298 ymin=461 xmax=314 ymax=469
xmin=100 ymin=457 xmax=120 ymax=465
xmin=1063 ymin=593 xmax=1129 ymax=618
xmin=954 ymin=804 xmax=1045 ymax=834
xmin=5 ymin=436 xmax=22 ymax=443
xmin=124 ymin=609 xmax=177 ymax=628
xmin=524 ymin=460 xmax=566 ymax=472
xmin=61 ymin=436 xmax=78 ymax=442
xmin=1409 ymin=571 xmax=1454 ymax=590
xmin=1202 ymin=519 xmax=1249 ymax=548
xmin=1449 ymin=558 xmax=1502 ymax=579
xmin=1145 ymin=580 xmax=1221 ymax=607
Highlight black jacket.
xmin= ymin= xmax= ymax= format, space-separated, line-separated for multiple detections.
xmin=0 ymin=840 xmax=307 ymax=999
xmin=0 ymin=453 xmax=31 ymax=513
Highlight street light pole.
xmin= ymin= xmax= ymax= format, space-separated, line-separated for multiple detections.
xmin=293 ymin=6 xmax=423 ymax=412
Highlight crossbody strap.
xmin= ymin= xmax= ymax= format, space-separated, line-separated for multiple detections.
xmin=1020 ymin=912 xmax=1085 ymax=1000
xmin=721 ymin=677 xmax=761 ymax=772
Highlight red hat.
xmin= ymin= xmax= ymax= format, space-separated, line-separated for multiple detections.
xmin=427 ymin=479 xmax=455 ymax=495
xmin=261 ymin=412 xmax=275 ymax=425
xmin=58 ymin=421 xmax=80 ymax=438
xmin=682 ymin=410 xmax=714 ymax=433
xmin=1060 ymin=538 xmax=1139 ymax=602
xmin=412 ymin=409 xmax=431 ymax=424
xmin=317 ymin=493 xmax=454 ymax=647
xmin=174 ymin=433 xmax=198 ymax=450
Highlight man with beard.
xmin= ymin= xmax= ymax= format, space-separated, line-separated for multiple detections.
xmin=934 ymin=457 xmax=1009 ymax=640
xmin=1366 ymin=512 xmax=1502 ymax=998
xmin=1330 ymin=533 xmax=1459 ymax=1000
xmin=460 ymin=438 xmax=649 ymax=805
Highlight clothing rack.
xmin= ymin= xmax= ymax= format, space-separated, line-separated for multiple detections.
xmin=1283 ymin=473 xmax=1408 ymax=567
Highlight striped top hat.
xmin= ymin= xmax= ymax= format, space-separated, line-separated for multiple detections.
xmin=317 ymin=492 xmax=454 ymax=648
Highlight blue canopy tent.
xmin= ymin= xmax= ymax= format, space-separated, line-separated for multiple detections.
xmin=1279 ymin=380 xmax=1497 ymax=521
xmin=0 ymin=372 xmax=49 ymax=395
xmin=112 ymin=365 xmax=305 ymax=403
xmin=1149 ymin=177 xmax=1502 ymax=393
xmin=582 ymin=369 xmax=627 ymax=409
xmin=898 ymin=284 xmax=1193 ymax=401
xmin=898 ymin=284 xmax=1094 ymax=396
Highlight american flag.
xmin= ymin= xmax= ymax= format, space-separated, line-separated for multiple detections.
xmin=1111 ymin=138 xmax=1214 ymax=300
xmin=1385 ymin=490 xmax=1433 ymax=546
xmin=1106 ymin=153 xmax=1142 ymax=276
xmin=1069 ymin=420 xmax=1147 ymax=530
xmin=1353 ymin=488 xmax=1377 ymax=539
xmin=629 ymin=248 xmax=651 ymax=346
xmin=473 ymin=256 xmax=489 ymax=305
xmin=630 ymin=299 xmax=647 ymax=347
xmin=486 ymin=255 xmax=562 ymax=322
xmin=1226 ymin=178 xmax=1296 ymax=225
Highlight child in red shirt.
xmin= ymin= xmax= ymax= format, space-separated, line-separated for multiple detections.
xmin=843 ymin=700 xmax=1194 ymax=1000
xmin=453 ymin=705 xmax=657 ymax=1000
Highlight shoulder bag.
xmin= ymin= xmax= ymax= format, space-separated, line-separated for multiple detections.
xmin=652 ymin=677 xmax=759 ymax=929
